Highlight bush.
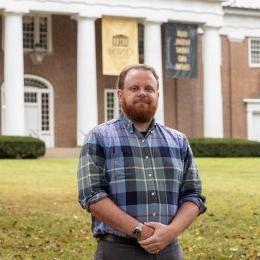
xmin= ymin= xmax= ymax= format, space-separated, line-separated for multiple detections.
xmin=0 ymin=136 xmax=45 ymax=159
xmin=188 ymin=137 xmax=260 ymax=157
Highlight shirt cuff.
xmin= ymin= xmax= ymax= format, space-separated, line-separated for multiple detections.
xmin=85 ymin=191 xmax=108 ymax=212
xmin=179 ymin=196 xmax=207 ymax=215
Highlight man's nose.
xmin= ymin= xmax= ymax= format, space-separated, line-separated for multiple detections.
xmin=137 ymin=88 xmax=147 ymax=96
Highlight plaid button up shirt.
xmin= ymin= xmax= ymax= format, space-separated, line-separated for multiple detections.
xmin=77 ymin=113 xmax=206 ymax=237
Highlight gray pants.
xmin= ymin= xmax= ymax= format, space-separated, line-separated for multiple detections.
xmin=95 ymin=239 xmax=184 ymax=260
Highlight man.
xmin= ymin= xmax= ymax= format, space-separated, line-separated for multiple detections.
xmin=77 ymin=64 xmax=206 ymax=259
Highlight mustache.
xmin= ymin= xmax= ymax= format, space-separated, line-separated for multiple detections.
xmin=134 ymin=97 xmax=151 ymax=104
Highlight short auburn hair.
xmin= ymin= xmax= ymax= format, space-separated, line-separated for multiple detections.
xmin=116 ymin=64 xmax=159 ymax=90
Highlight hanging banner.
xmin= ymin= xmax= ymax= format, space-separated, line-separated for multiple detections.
xmin=165 ymin=23 xmax=198 ymax=79
xmin=102 ymin=17 xmax=139 ymax=75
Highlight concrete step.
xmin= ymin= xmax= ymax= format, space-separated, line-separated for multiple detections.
xmin=44 ymin=148 xmax=81 ymax=158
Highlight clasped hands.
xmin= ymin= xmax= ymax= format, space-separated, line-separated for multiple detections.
xmin=137 ymin=222 xmax=177 ymax=255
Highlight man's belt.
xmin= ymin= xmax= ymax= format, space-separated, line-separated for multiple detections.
xmin=97 ymin=234 xmax=138 ymax=245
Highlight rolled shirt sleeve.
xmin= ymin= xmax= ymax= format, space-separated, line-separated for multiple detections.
xmin=77 ymin=128 xmax=109 ymax=211
xmin=178 ymin=136 xmax=206 ymax=215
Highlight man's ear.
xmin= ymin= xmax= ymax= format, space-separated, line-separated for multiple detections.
xmin=117 ymin=89 xmax=122 ymax=100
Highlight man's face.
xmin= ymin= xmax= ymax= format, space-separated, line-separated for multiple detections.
xmin=117 ymin=69 xmax=159 ymax=123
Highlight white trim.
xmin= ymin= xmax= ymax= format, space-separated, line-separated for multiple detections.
xmin=104 ymin=89 xmax=120 ymax=121
xmin=223 ymin=8 xmax=260 ymax=18
xmin=221 ymin=4 xmax=260 ymax=41
xmin=244 ymin=99 xmax=260 ymax=141
xmin=0 ymin=0 xmax=223 ymax=26
xmin=244 ymin=99 xmax=260 ymax=104
xmin=248 ymin=37 xmax=260 ymax=68
xmin=25 ymin=74 xmax=54 ymax=92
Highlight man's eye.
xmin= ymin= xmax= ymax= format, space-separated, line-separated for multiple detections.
xmin=146 ymin=88 xmax=155 ymax=93
xmin=130 ymin=86 xmax=138 ymax=91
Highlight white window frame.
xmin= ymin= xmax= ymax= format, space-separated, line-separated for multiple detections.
xmin=23 ymin=14 xmax=53 ymax=53
xmin=104 ymin=89 xmax=120 ymax=121
xmin=2 ymin=14 xmax=52 ymax=52
xmin=248 ymin=37 xmax=260 ymax=68
xmin=24 ymin=75 xmax=55 ymax=147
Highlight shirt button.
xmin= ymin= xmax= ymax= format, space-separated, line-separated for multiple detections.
xmin=152 ymin=212 xmax=156 ymax=216
xmin=151 ymin=192 xmax=155 ymax=196
xmin=145 ymin=156 xmax=149 ymax=159
xmin=142 ymin=139 xmax=145 ymax=143
xmin=148 ymin=174 xmax=152 ymax=177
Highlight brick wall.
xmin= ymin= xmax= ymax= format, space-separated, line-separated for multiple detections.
xmin=23 ymin=15 xmax=77 ymax=147
xmin=162 ymin=28 xmax=204 ymax=137
xmin=1 ymin=15 xmax=260 ymax=146
xmin=222 ymin=36 xmax=260 ymax=139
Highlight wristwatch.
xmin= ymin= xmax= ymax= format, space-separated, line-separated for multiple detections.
xmin=132 ymin=223 xmax=143 ymax=239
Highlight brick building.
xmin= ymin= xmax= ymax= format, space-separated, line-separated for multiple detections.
xmin=0 ymin=0 xmax=260 ymax=147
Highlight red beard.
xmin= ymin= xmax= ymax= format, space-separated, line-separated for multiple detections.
xmin=121 ymin=97 xmax=158 ymax=123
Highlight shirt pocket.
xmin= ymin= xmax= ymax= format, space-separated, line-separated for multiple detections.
xmin=112 ymin=158 xmax=139 ymax=181
xmin=160 ymin=157 xmax=183 ymax=183
xmin=106 ymin=146 xmax=138 ymax=180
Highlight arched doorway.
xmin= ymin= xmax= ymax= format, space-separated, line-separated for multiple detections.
xmin=24 ymin=75 xmax=54 ymax=147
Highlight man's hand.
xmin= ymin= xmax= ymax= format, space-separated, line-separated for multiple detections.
xmin=138 ymin=222 xmax=177 ymax=254
xmin=138 ymin=223 xmax=154 ymax=241
xmin=138 ymin=202 xmax=200 ymax=254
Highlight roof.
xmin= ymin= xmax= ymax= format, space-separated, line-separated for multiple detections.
xmin=223 ymin=0 xmax=260 ymax=10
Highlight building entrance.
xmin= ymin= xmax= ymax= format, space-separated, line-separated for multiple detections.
xmin=24 ymin=76 xmax=54 ymax=147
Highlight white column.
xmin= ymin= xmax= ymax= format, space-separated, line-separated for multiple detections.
xmin=144 ymin=20 xmax=164 ymax=125
xmin=203 ymin=26 xmax=223 ymax=137
xmin=4 ymin=13 xmax=25 ymax=135
xmin=76 ymin=16 xmax=98 ymax=145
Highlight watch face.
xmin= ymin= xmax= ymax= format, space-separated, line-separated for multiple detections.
xmin=133 ymin=228 xmax=141 ymax=238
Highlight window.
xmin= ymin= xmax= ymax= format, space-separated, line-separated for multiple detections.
xmin=24 ymin=92 xmax=37 ymax=103
xmin=104 ymin=89 xmax=121 ymax=121
xmin=41 ymin=93 xmax=50 ymax=131
xmin=249 ymin=38 xmax=260 ymax=67
xmin=25 ymin=78 xmax=48 ymax=89
xmin=23 ymin=15 xmax=52 ymax=52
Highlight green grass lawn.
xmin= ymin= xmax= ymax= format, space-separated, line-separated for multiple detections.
xmin=0 ymin=158 xmax=259 ymax=259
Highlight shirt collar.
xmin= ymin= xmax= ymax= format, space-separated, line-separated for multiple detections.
xmin=119 ymin=112 xmax=157 ymax=134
